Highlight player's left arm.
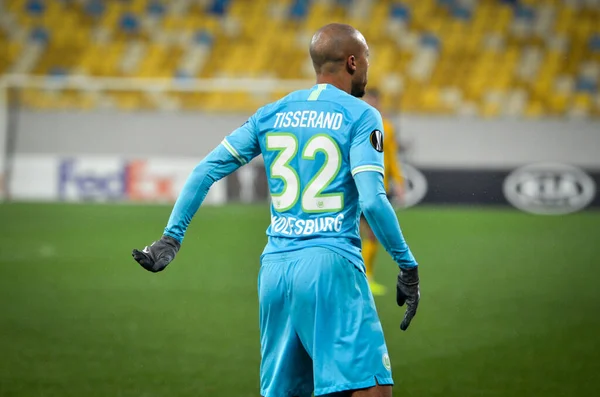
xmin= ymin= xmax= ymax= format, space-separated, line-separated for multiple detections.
xmin=350 ymin=109 xmax=416 ymax=268
xmin=131 ymin=115 xmax=261 ymax=273
xmin=350 ymin=107 xmax=420 ymax=331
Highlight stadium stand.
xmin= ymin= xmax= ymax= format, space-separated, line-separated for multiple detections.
xmin=0 ymin=0 xmax=598 ymax=117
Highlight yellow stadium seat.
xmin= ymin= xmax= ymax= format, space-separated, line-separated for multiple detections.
xmin=572 ymin=92 xmax=593 ymax=112
xmin=525 ymin=100 xmax=545 ymax=118
xmin=129 ymin=0 xmax=146 ymax=14
xmin=1 ymin=0 xmax=596 ymax=116
xmin=481 ymin=102 xmax=501 ymax=118
xmin=548 ymin=93 xmax=569 ymax=115
xmin=421 ymin=87 xmax=442 ymax=113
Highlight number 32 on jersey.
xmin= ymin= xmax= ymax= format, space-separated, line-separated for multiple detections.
xmin=266 ymin=133 xmax=344 ymax=213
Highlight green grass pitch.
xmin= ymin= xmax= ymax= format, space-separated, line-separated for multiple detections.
xmin=0 ymin=203 xmax=599 ymax=397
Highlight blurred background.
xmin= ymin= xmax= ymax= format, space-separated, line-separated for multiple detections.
xmin=0 ymin=0 xmax=599 ymax=397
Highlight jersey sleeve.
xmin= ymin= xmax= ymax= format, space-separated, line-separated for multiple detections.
xmin=221 ymin=112 xmax=262 ymax=165
xmin=355 ymin=170 xmax=418 ymax=269
xmin=349 ymin=107 xmax=385 ymax=177
xmin=162 ymin=111 xmax=262 ymax=243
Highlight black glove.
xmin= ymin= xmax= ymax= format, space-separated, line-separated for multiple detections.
xmin=132 ymin=235 xmax=180 ymax=273
xmin=397 ymin=267 xmax=420 ymax=331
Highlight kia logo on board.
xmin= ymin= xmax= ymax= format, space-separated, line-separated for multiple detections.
xmin=503 ymin=163 xmax=596 ymax=215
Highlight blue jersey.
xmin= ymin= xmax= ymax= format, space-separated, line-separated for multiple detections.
xmin=221 ymin=84 xmax=385 ymax=269
xmin=164 ymin=83 xmax=416 ymax=269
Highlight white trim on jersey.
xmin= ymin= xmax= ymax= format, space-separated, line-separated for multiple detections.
xmin=221 ymin=139 xmax=247 ymax=165
xmin=307 ymin=83 xmax=327 ymax=101
xmin=351 ymin=165 xmax=385 ymax=177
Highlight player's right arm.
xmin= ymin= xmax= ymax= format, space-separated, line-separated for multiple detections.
xmin=131 ymin=113 xmax=261 ymax=273
xmin=350 ymin=107 xmax=420 ymax=331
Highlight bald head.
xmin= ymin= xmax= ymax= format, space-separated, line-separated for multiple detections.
xmin=309 ymin=23 xmax=368 ymax=75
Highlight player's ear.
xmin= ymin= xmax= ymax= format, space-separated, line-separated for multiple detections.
xmin=346 ymin=55 xmax=357 ymax=75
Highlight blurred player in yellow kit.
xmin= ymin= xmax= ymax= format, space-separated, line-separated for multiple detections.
xmin=362 ymin=89 xmax=405 ymax=295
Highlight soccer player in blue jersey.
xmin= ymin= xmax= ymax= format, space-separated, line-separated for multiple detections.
xmin=132 ymin=23 xmax=420 ymax=397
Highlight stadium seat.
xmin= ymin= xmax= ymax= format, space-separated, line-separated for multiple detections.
xmin=25 ymin=0 xmax=44 ymax=15
xmin=119 ymin=13 xmax=140 ymax=34
xmin=1 ymin=0 xmax=598 ymax=117
xmin=85 ymin=1 xmax=105 ymax=18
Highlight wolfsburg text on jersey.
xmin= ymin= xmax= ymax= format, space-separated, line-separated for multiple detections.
xmin=273 ymin=111 xmax=344 ymax=130
xmin=271 ymin=214 xmax=345 ymax=236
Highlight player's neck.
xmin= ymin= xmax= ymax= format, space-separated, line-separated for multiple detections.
xmin=315 ymin=75 xmax=351 ymax=95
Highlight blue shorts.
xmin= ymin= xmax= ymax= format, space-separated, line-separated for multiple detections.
xmin=258 ymin=247 xmax=393 ymax=397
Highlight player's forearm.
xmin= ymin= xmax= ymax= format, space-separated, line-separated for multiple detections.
xmin=163 ymin=146 xmax=241 ymax=243
xmin=355 ymin=171 xmax=417 ymax=269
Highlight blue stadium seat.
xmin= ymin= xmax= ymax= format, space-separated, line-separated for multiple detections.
xmin=515 ymin=5 xmax=535 ymax=21
xmin=29 ymin=26 xmax=49 ymax=43
xmin=85 ymin=0 xmax=105 ymax=17
xmin=194 ymin=30 xmax=214 ymax=46
xmin=208 ymin=0 xmax=231 ymax=16
xmin=26 ymin=0 xmax=45 ymax=15
xmin=437 ymin=0 xmax=455 ymax=7
xmin=452 ymin=6 xmax=472 ymax=20
xmin=576 ymin=78 xmax=597 ymax=94
xmin=120 ymin=13 xmax=140 ymax=33
xmin=421 ymin=33 xmax=440 ymax=49
xmin=147 ymin=1 xmax=166 ymax=16
xmin=390 ymin=3 xmax=410 ymax=21
xmin=589 ymin=34 xmax=600 ymax=52
xmin=174 ymin=70 xmax=193 ymax=79
xmin=290 ymin=0 xmax=310 ymax=20
xmin=49 ymin=67 xmax=68 ymax=77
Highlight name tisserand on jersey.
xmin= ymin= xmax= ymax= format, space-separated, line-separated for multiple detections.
xmin=273 ymin=111 xmax=344 ymax=130
xmin=269 ymin=110 xmax=346 ymax=237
